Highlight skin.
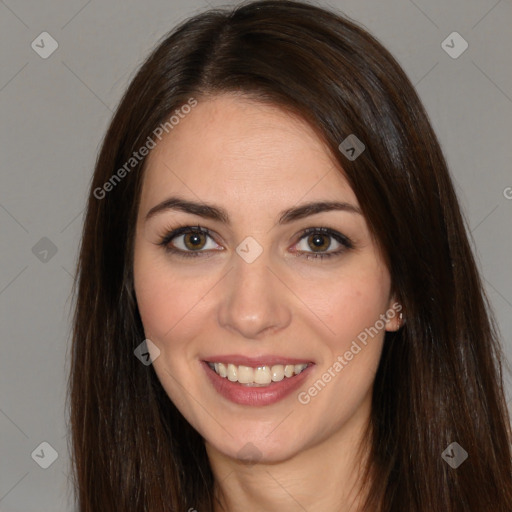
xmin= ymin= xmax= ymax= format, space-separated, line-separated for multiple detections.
xmin=133 ymin=93 xmax=401 ymax=512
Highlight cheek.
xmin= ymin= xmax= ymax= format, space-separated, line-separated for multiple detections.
xmin=135 ymin=267 xmax=173 ymax=339
xmin=133 ymin=251 xmax=220 ymax=374
xmin=133 ymin=250 xmax=193 ymax=343
xmin=295 ymin=284 xmax=388 ymax=427
xmin=297 ymin=265 xmax=390 ymax=350
xmin=133 ymin=255 xmax=199 ymax=404
xmin=333 ymin=287 xmax=388 ymax=349
xmin=300 ymin=261 xmax=391 ymax=402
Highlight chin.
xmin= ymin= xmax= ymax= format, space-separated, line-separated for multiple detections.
xmin=204 ymin=428 xmax=308 ymax=465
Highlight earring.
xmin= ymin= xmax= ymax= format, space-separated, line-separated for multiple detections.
xmin=398 ymin=311 xmax=404 ymax=329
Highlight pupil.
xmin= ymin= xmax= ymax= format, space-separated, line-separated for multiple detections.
xmin=310 ymin=234 xmax=328 ymax=250
xmin=187 ymin=233 xmax=203 ymax=248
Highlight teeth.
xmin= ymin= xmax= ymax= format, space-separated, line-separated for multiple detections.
xmin=217 ymin=362 xmax=227 ymax=378
xmin=271 ymin=365 xmax=285 ymax=382
xmin=254 ymin=366 xmax=271 ymax=384
xmin=227 ymin=363 xmax=238 ymax=382
xmin=208 ymin=362 xmax=308 ymax=385
xmin=238 ymin=365 xmax=254 ymax=384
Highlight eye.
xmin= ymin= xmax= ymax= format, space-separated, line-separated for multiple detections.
xmin=157 ymin=225 xmax=222 ymax=258
xmin=157 ymin=224 xmax=353 ymax=260
xmin=292 ymin=227 xmax=353 ymax=260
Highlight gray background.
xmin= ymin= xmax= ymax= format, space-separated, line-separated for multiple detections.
xmin=0 ymin=0 xmax=511 ymax=510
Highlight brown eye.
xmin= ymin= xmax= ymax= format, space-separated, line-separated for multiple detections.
xmin=306 ymin=233 xmax=331 ymax=252
xmin=183 ymin=231 xmax=207 ymax=251
xmin=293 ymin=227 xmax=353 ymax=260
xmin=158 ymin=225 xmax=223 ymax=258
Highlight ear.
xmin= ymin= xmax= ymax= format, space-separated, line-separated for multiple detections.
xmin=384 ymin=296 xmax=403 ymax=332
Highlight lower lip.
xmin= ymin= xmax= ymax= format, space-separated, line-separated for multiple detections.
xmin=202 ymin=361 xmax=314 ymax=406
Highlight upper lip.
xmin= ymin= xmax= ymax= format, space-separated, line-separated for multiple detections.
xmin=203 ymin=354 xmax=314 ymax=367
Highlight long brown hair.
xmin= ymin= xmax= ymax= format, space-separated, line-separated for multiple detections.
xmin=67 ymin=1 xmax=512 ymax=510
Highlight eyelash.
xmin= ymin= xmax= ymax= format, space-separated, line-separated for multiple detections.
xmin=156 ymin=224 xmax=354 ymax=260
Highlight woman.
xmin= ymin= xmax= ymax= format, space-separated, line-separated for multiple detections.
xmin=68 ymin=1 xmax=512 ymax=510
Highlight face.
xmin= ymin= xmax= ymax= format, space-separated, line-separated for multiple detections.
xmin=133 ymin=94 xmax=400 ymax=463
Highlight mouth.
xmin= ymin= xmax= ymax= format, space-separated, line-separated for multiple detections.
xmin=201 ymin=357 xmax=315 ymax=406
xmin=206 ymin=361 xmax=310 ymax=386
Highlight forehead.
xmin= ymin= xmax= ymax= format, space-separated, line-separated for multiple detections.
xmin=140 ymin=94 xmax=358 ymax=212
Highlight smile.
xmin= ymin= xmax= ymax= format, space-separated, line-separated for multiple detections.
xmin=207 ymin=362 xmax=309 ymax=386
xmin=202 ymin=358 xmax=314 ymax=406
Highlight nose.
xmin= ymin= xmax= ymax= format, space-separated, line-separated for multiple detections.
xmin=217 ymin=247 xmax=292 ymax=340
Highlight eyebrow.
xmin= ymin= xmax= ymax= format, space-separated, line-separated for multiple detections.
xmin=144 ymin=196 xmax=362 ymax=225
